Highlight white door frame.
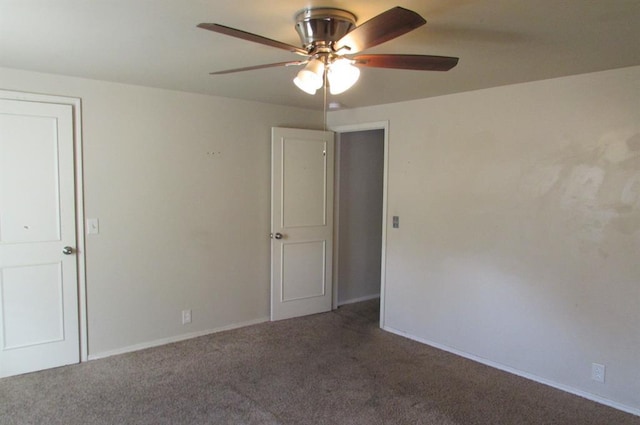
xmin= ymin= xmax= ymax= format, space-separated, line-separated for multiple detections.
xmin=0 ymin=89 xmax=88 ymax=362
xmin=330 ymin=121 xmax=389 ymax=328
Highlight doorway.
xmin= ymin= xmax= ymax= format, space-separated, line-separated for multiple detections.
xmin=332 ymin=122 xmax=389 ymax=327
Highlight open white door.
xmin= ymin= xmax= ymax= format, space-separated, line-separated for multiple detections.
xmin=0 ymin=98 xmax=80 ymax=377
xmin=271 ymin=127 xmax=334 ymax=321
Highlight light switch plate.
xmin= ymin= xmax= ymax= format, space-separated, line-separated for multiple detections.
xmin=393 ymin=216 xmax=400 ymax=228
xmin=87 ymin=218 xmax=99 ymax=234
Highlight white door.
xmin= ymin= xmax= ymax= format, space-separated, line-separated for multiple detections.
xmin=271 ymin=127 xmax=334 ymax=321
xmin=0 ymin=98 xmax=80 ymax=377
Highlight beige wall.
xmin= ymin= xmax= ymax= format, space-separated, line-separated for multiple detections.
xmin=3 ymin=63 xmax=639 ymax=414
xmin=329 ymin=66 xmax=640 ymax=413
xmin=0 ymin=67 xmax=322 ymax=357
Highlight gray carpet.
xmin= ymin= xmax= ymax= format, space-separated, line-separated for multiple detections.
xmin=1 ymin=300 xmax=638 ymax=424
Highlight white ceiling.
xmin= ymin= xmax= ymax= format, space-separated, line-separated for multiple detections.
xmin=1 ymin=0 xmax=639 ymax=110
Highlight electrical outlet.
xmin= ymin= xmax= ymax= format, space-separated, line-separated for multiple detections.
xmin=591 ymin=363 xmax=605 ymax=383
xmin=181 ymin=309 xmax=192 ymax=325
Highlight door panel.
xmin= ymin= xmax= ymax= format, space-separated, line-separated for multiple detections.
xmin=282 ymin=138 xmax=327 ymax=228
xmin=0 ymin=99 xmax=79 ymax=377
xmin=0 ymin=113 xmax=62 ymax=243
xmin=281 ymin=241 xmax=326 ymax=301
xmin=1 ymin=263 xmax=64 ymax=349
xmin=271 ymin=127 xmax=334 ymax=321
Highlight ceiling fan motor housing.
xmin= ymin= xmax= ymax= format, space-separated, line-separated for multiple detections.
xmin=294 ymin=8 xmax=357 ymax=52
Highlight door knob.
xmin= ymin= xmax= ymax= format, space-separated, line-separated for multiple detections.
xmin=274 ymin=232 xmax=283 ymax=239
xmin=62 ymin=246 xmax=74 ymax=255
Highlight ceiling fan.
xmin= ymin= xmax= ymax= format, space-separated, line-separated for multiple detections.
xmin=198 ymin=6 xmax=459 ymax=95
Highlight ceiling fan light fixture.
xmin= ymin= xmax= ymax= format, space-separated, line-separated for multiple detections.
xmin=293 ymin=76 xmax=317 ymax=95
xmin=294 ymin=59 xmax=325 ymax=95
xmin=328 ymin=58 xmax=360 ymax=95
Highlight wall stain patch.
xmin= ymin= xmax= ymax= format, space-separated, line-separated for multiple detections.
xmin=626 ymin=133 xmax=640 ymax=151
xmin=561 ymin=165 xmax=604 ymax=209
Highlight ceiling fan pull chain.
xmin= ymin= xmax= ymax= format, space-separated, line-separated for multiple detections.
xmin=323 ymin=70 xmax=328 ymax=131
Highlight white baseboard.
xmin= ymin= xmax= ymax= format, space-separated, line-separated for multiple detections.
xmin=337 ymin=293 xmax=380 ymax=306
xmin=88 ymin=316 xmax=270 ymax=361
xmin=383 ymin=325 xmax=640 ymax=418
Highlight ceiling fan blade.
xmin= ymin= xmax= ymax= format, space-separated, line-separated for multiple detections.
xmin=334 ymin=7 xmax=426 ymax=54
xmin=209 ymin=61 xmax=305 ymax=75
xmin=198 ymin=23 xmax=308 ymax=56
xmin=353 ymin=54 xmax=459 ymax=71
